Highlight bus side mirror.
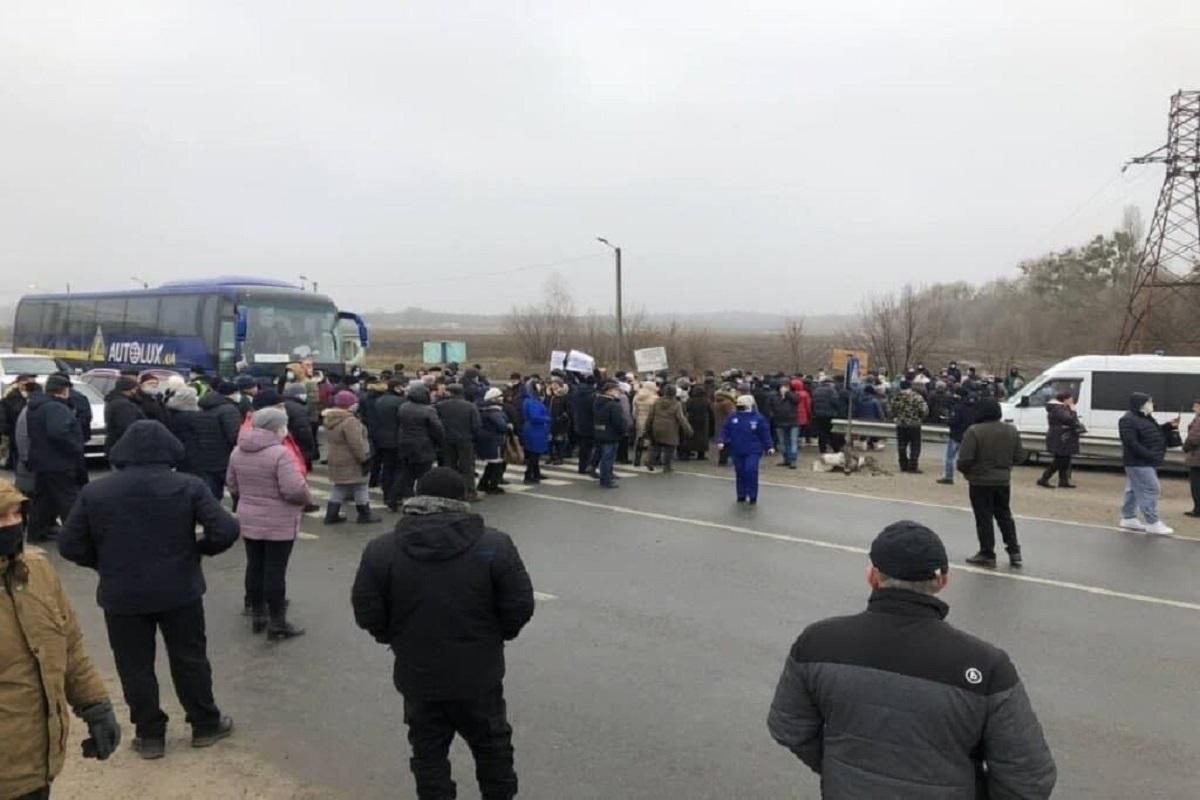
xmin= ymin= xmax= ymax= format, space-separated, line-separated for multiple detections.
xmin=1018 ymin=396 xmax=1030 ymax=408
xmin=235 ymin=309 xmax=248 ymax=342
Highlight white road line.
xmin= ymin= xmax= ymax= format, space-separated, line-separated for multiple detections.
xmin=515 ymin=492 xmax=1200 ymax=613
xmin=298 ymin=532 xmax=320 ymax=540
xmin=537 ymin=469 xmax=601 ymax=482
xmin=533 ymin=591 xmax=557 ymax=602
xmin=673 ymin=469 xmax=1191 ymax=539
xmin=537 ymin=478 xmax=571 ymax=487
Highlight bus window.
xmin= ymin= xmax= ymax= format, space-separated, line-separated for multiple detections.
xmin=14 ymin=300 xmax=45 ymax=346
xmin=95 ymin=298 xmax=126 ymax=336
xmin=159 ymin=294 xmax=214 ymax=339
xmin=243 ymin=302 xmax=338 ymax=364
xmin=125 ymin=296 xmax=161 ymax=338
xmin=66 ymin=299 xmax=97 ymax=344
xmin=218 ymin=319 xmax=236 ymax=376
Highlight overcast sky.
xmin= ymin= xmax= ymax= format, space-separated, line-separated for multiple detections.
xmin=1 ymin=1 xmax=1195 ymax=315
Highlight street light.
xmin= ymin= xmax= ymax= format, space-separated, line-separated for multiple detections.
xmin=298 ymin=274 xmax=309 ymax=291
xmin=130 ymin=276 xmax=149 ymax=289
xmin=597 ymin=237 xmax=623 ymax=369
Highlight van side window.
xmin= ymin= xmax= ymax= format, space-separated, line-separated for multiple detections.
xmin=1027 ymin=379 xmax=1082 ymax=407
xmin=1093 ymin=372 xmax=1169 ymax=411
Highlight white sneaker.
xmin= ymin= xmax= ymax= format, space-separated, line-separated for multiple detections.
xmin=1119 ymin=518 xmax=1145 ymax=531
xmin=1144 ymin=521 xmax=1174 ymax=536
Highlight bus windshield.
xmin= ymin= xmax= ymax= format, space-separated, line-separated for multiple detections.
xmin=242 ymin=301 xmax=339 ymax=365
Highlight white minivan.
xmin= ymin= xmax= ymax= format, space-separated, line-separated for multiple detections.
xmin=1001 ymin=354 xmax=1200 ymax=462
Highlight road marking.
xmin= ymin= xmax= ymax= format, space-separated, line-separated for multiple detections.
xmin=298 ymin=532 xmax=319 ymax=540
xmin=537 ymin=469 xmax=601 ymax=482
xmin=673 ymin=469 xmax=1192 ymax=539
xmin=534 ymin=591 xmax=557 ymax=602
xmin=536 ymin=478 xmax=571 ymax=487
xmin=514 ymin=492 xmax=1200 ymax=613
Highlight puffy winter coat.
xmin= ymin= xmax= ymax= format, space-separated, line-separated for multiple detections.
xmin=811 ymin=384 xmax=841 ymax=418
xmin=1044 ymin=401 xmax=1084 ymax=457
xmin=187 ymin=392 xmax=242 ymax=474
xmin=59 ymin=420 xmax=240 ymax=614
xmin=226 ymin=427 xmax=312 ymax=541
xmin=769 ymin=589 xmax=1056 ymax=800
xmin=324 ymin=408 xmax=371 ymax=484
xmin=351 ymin=501 xmax=535 ymax=701
xmin=792 ymin=380 xmax=813 ymax=426
xmin=948 ymin=393 xmax=978 ymax=443
xmin=132 ymin=390 xmax=169 ymax=426
xmin=103 ymin=391 xmax=145 ymax=453
xmin=477 ymin=404 xmax=509 ymax=462
xmin=0 ymin=551 xmax=110 ymax=800
xmin=374 ymin=392 xmax=404 ymax=450
xmin=1119 ymin=392 xmax=1169 ymax=468
xmin=520 ymin=387 xmax=551 ymax=455
xmin=958 ymin=420 xmax=1024 ymax=486
xmin=683 ymin=391 xmax=714 ymax=452
xmin=647 ymin=396 xmax=693 ymax=446
xmin=593 ymin=394 xmax=628 ymax=444
xmin=569 ymin=383 xmax=596 ymax=437
xmin=397 ymin=386 xmax=444 ymax=463
xmin=25 ymin=393 xmax=83 ymax=474
xmin=719 ymin=409 xmax=774 ymax=457
xmin=633 ymin=385 xmax=659 ymax=440
xmin=436 ymin=397 xmax=481 ymax=446
xmin=771 ymin=389 xmax=800 ymax=427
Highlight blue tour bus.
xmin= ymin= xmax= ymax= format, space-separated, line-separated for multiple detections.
xmin=12 ymin=277 xmax=369 ymax=379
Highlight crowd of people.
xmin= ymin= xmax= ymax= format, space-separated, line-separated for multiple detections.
xmin=1 ymin=351 xmax=1195 ymax=798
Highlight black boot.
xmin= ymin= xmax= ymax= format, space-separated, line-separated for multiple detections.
xmin=356 ymin=504 xmax=381 ymax=524
xmin=324 ymin=503 xmax=346 ymax=525
xmin=250 ymin=605 xmax=268 ymax=634
xmin=267 ymin=610 xmax=305 ymax=640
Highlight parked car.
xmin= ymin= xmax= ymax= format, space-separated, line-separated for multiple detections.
xmin=0 ymin=352 xmax=69 ymax=394
xmin=79 ymin=367 xmax=178 ymax=396
xmin=72 ymin=380 xmax=107 ymax=459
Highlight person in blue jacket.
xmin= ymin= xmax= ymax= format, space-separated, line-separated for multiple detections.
xmin=718 ymin=395 xmax=776 ymax=505
xmin=520 ymin=379 xmax=551 ymax=484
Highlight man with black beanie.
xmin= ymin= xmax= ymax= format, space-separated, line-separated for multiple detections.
xmin=769 ymin=521 xmax=1056 ymax=799
xmin=25 ymin=375 xmax=85 ymax=542
xmin=957 ymin=398 xmax=1026 ymax=568
xmin=352 ymin=467 xmax=534 ymax=800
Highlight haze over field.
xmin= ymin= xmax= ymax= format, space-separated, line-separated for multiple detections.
xmin=1 ymin=2 xmax=1196 ymax=315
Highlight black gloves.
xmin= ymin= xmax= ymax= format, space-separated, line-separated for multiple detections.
xmin=80 ymin=701 xmax=121 ymax=760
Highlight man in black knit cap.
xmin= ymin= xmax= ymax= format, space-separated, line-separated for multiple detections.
xmin=768 ymin=521 xmax=1055 ymax=799
xmin=352 ymin=467 xmax=535 ymax=800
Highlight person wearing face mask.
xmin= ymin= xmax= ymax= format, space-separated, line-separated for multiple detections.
xmin=322 ymin=391 xmax=381 ymax=525
xmin=1118 ymin=392 xmax=1180 ymax=535
xmin=0 ymin=480 xmax=121 ymax=799
xmin=225 ymin=408 xmax=312 ymax=639
xmin=1 ymin=374 xmax=37 ymax=470
xmin=133 ymin=374 xmax=170 ymax=425
xmin=189 ymin=382 xmax=244 ymax=501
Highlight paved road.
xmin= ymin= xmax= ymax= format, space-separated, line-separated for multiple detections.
xmin=42 ymin=461 xmax=1200 ymax=799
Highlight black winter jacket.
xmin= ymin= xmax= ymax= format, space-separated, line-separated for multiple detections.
xmin=771 ymin=390 xmax=800 ymax=427
xmin=188 ymin=393 xmax=242 ymax=473
xmin=476 ymin=404 xmax=509 ymax=461
xmin=1119 ymin=392 xmax=1169 ymax=467
xmin=592 ymin=394 xmax=628 ymax=443
xmin=435 ymin=397 xmax=481 ymax=445
xmin=769 ymin=589 xmax=1056 ymax=800
xmin=59 ymin=420 xmax=240 ymax=615
xmin=374 ymin=393 xmax=404 ymax=450
xmin=570 ymin=384 xmax=596 ymax=437
xmin=132 ymin=391 xmax=169 ymax=426
xmin=397 ymin=387 xmax=444 ymax=462
xmin=281 ymin=397 xmax=316 ymax=458
xmin=947 ymin=394 xmax=977 ymax=443
xmin=0 ymin=389 xmax=25 ymax=437
xmin=351 ymin=505 xmax=534 ymax=701
xmin=811 ymin=384 xmax=841 ymax=418
xmin=1045 ymin=402 xmax=1083 ymax=457
xmin=25 ymin=393 xmax=83 ymax=473
xmin=103 ymin=392 xmax=145 ymax=454
xmin=957 ymin=420 xmax=1024 ymax=486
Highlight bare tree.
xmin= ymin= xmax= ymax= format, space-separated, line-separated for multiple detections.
xmin=856 ymin=292 xmax=902 ymax=376
xmin=503 ymin=273 xmax=578 ymax=362
xmin=780 ymin=316 xmax=806 ymax=374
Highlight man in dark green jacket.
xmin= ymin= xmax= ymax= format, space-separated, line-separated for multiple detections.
xmin=958 ymin=399 xmax=1025 ymax=568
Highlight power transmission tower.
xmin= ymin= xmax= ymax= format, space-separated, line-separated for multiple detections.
xmin=1117 ymin=90 xmax=1200 ymax=354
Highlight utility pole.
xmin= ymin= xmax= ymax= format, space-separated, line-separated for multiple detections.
xmin=597 ymin=237 xmax=624 ymax=368
xmin=1118 ymin=90 xmax=1200 ymax=353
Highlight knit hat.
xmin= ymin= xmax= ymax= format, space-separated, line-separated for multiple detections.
xmin=216 ymin=381 xmax=238 ymax=396
xmin=45 ymin=375 xmax=72 ymax=394
xmin=735 ymin=395 xmax=755 ymax=409
xmin=870 ymin=521 xmax=949 ymax=581
xmin=166 ymin=386 xmax=199 ymax=412
xmin=235 ymin=375 xmax=257 ymax=391
xmin=283 ymin=383 xmax=308 ymax=400
xmin=252 ymin=406 xmax=288 ymax=433
xmin=416 ymin=467 xmax=467 ymax=500
xmin=252 ymin=389 xmax=282 ymax=409
xmin=115 ymin=376 xmax=138 ymax=393
xmin=975 ymin=399 xmax=1003 ymax=423
xmin=334 ymin=390 xmax=358 ymax=410
xmin=484 ymin=387 xmax=503 ymax=402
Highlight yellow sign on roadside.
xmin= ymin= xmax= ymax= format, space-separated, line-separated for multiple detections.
xmin=831 ymin=348 xmax=869 ymax=372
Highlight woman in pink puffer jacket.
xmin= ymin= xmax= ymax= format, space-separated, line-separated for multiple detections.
xmin=225 ymin=407 xmax=312 ymax=641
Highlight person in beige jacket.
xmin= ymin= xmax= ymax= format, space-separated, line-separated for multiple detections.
xmin=322 ymin=391 xmax=381 ymax=525
xmin=632 ymin=382 xmax=659 ymax=467
xmin=0 ymin=479 xmax=119 ymax=800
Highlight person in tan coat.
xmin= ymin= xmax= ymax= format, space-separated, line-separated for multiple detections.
xmin=646 ymin=393 xmax=693 ymax=473
xmin=322 ymin=391 xmax=381 ymax=525
xmin=0 ymin=479 xmax=119 ymax=800
xmin=632 ymin=382 xmax=659 ymax=467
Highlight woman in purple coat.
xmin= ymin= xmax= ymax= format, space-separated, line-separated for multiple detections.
xmin=226 ymin=407 xmax=312 ymax=640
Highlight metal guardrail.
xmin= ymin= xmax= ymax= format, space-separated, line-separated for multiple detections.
xmin=830 ymin=419 xmax=1187 ymax=467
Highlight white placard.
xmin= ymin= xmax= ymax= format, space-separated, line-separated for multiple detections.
xmin=549 ymin=350 xmax=567 ymax=371
xmin=253 ymin=353 xmax=291 ymax=364
xmin=565 ymin=349 xmax=595 ymax=374
xmin=634 ymin=346 xmax=668 ymax=373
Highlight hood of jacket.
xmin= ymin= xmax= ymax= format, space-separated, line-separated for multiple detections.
xmin=406 ymin=384 xmax=430 ymax=405
xmin=237 ymin=426 xmax=283 ymax=454
xmin=198 ymin=392 xmax=232 ymax=412
xmin=396 ymin=504 xmax=485 ymax=562
xmin=1128 ymin=391 xmax=1151 ymax=414
xmin=24 ymin=392 xmax=60 ymax=414
xmin=109 ymin=419 xmax=185 ymax=467
xmin=790 ymin=378 xmax=805 ymax=393
xmin=322 ymin=407 xmax=356 ymax=430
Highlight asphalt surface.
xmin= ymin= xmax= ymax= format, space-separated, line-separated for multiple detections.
xmin=34 ymin=461 xmax=1200 ymax=799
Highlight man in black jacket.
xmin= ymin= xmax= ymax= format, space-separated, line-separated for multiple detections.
xmin=352 ymin=468 xmax=534 ymax=800
xmin=769 ymin=521 xmax=1056 ymax=799
xmin=392 ymin=384 xmax=444 ymax=510
xmin=133 ymin=373 xmax=170 ymax=426
xmin=281 ymin=384 xmax=318 ymax=467
xmin=103 ymin=376 xmax=145 ymax=455
xmin=958 ymin=399 xmax=1025 ymax=568
xmin=60 ymin=420 xmax=239 ymax=760
xmin=811 ymin=378 xmax=841 ymax=454
xmin=0 ymin=373 xmax=36 ymax=470
xmin=436 ymin=384 xmax=482 ymax=501
xmin=25 ymin=375 xmax=85 ymax=543
xmin=570 ymin=378 xmax=597 ymax=474
xmin=192 ymin=383 xmax=243 ymax=500
xmin=1118 ymin=391 xmax=1179 ymax=535
xmin=593 ymin=381 xmax=628 ymax=489
xmin=374 ymin=381 xmax=404 ymax=509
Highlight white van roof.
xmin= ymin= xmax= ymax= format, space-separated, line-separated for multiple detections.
xmin=1044 ymin=354 xmax=1200 ymax=373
